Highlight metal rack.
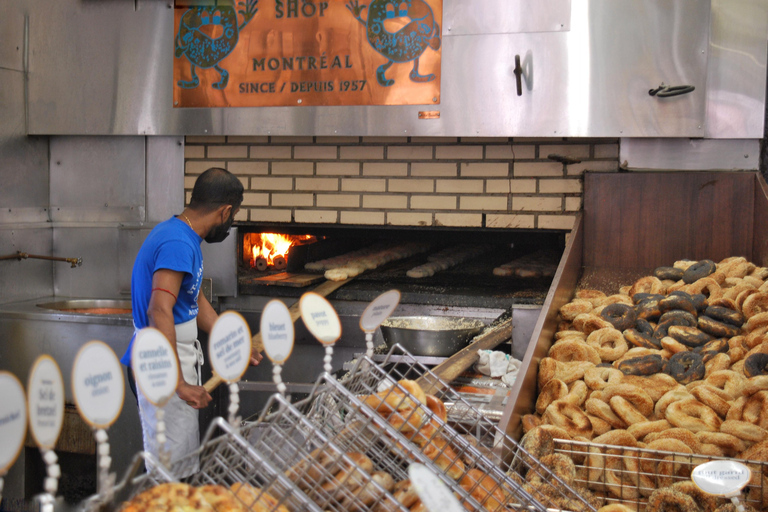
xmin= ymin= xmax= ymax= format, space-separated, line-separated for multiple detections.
xmin=554 ymin=438 xmax=768 ymax=511
xmin=242 ymin=392 xmax=413 ymax=512
xmin=339 ymin=344 xmax=597 ymax=511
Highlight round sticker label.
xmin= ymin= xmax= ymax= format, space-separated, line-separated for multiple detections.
xmin=0 ymin=371 xmax=27 ymax=474
xmin=131 ymin=328 xmax=179 ymax=407
xmin=28 ymin=356 xmax=65 ymax=450
xmin=299 ymin=292 xmax=342 ymax=345
xmin=360 ymin=289 xmax=401 ymax=333
xmin=261 ymin=300 xmax=295 ymax=364
xmin=209 ymin=311 xmax=252 ymax=383
xmin=408 ymin=463 xmax=465 ymax=512
xmin=692 ymin=460 xmax=751 ymax=496
xmin=72 ymin=341 xmax=125 ymax=429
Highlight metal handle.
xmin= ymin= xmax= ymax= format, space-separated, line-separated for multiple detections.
xmin=649 ymin=83 xmax=695 ymax=97
xmin=513 ymin=55 xmax=523 ymax=96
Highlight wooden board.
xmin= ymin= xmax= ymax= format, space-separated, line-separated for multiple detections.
xmin=249 ymin=272 xmax=323 ymax=287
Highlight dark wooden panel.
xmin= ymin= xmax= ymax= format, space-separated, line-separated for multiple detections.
xmin=754 ymin=174 xmax=768 ymax=267
xmin=584 ymin=172 xmax=755 ymax=269
xmin=500 ymin=214 xmax=584 ymax=442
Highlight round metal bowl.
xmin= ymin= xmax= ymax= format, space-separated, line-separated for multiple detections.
xmin=379 ymin=316 xmax=486 ymax=357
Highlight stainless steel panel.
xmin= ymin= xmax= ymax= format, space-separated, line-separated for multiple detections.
xmin=53 ymin=227 xmax=126 ymax=298
xmin=707 ymin=0 xmax=768 ymax=138
xmin=0 ymin=227 xmax=53 ymax=305
xmin=147 ymin=136 xmax=185 ymax=223
xmin=0 ymin=3 xmax=25 ymax=72
xmin=118 ymin=227 xmax=151 ymax=295
xmin=25 ymin=0 xmax=760 ymax=138
xmin=49 ymin=136 xmax=145 ymax=223
xmin=444 ymin=0 xmax=571 ymax=35
xmin=621 ymin=138 xmax=761 ymax=170
xmin=201 ymin=226 xmax=239 ymax=297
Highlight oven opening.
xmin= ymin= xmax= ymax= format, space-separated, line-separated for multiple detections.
xmin=242 ymin=232 xmax=321 ymax=272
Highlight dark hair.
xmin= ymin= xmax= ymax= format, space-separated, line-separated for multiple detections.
xmin=189 ymin=167 xmax=244 ymax=212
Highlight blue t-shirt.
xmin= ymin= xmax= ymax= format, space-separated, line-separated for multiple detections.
xmin=121 ymin=216 xmax=203 ymax=366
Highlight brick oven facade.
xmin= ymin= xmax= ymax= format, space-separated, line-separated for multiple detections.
xmin=183 ymin=136 xmax=620 ymax=230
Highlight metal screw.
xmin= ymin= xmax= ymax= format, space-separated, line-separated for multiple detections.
xmin=432 ymin=97 xmax=437 ymax=102
xmin=298 ymin=99 xmax=303 ymax=104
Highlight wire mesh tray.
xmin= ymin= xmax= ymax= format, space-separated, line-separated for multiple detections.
xmin=554 ymin=438 xmax=768 ymax=511
xmin=242 ymin=391 xmax=413 ymax=512
xmin=81 ymin=417 xmax=321 ymax=512
xmin=340 ymin=343 xmax=597 ymax=511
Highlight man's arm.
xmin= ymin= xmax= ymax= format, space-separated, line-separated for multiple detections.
xmin=149 ymin=269 xmax=211 ymax=409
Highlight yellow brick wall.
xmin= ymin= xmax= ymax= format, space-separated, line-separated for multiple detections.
xmin=184 ymin=136 xmax=620 ymax=230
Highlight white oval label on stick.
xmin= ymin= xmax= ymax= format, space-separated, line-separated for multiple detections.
xmin=299 ymin=292 xmax=341 ymax=345
xmin=0 ymin=371 xmax=27 ymax=474
xmin=692 ymin=460 xmax=751 ymax=496
xmin=209 ymin=311 xmax=252 ymax=383
xmin=408 ymin=463 xmax=464 ymax=512
xmin=360 ymin=289 xmax=401 ymax=333
xmin=72 ymin=341 xmax=124 ymax=429
xmin=261 ymin=300 xmax=295 ymax=364
xmin=131 ymin=328 xmax=179 ymax=407
xmin=28 ymin=355 xmax=65 ymax=451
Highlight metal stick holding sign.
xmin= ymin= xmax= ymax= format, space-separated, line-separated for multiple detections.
xmin=692 ymin=460 xmax=752 ymax=512
xmin=359 ymin=289 xmax=401 ymax=358
xmin=299 ymin=292 xmax=342 ymax=375
xmin=27 ymin=356 xmax=65 ymax=512
xmin=0 ymin=371 xmax=27 ymax=510
xmin=71 ymin=341 xmax=125 ymax=499
xmin=131 ymin=328 xmax=180 ymax=469
xmin=260 ymin=300 xmax=295 ymax=396
xmin=209 ymin=311 xmax=252 ymax=425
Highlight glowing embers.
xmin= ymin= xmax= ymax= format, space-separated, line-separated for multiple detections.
xmin=243 ymin=233 xmax=315 ymax=271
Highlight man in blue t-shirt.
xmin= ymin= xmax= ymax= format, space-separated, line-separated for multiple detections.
xmin=122 ymin=167 xmax=262 ymax=470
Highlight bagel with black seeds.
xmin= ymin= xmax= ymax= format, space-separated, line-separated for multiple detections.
xmin=632 ymin=293 xmax=664 ymax=305
xmin=635 ymin=298 xmax=662 ymax=321
xmin=682 ymin=259 xmax=716 ymax=284
xmin=658 ymin=294 xmax=697 ymax=316
xmin=654 ymin=266 xmax=684 ymax=281
xmin=600 ymin=303 xmax=637 ymax=332
xmin=698 ymin=316 xmax=741 ymax=338
xmin=667 ymin=325 xmax=714 ymax=348
xmin=704 ymin=306 xmax=745 ymax=327
xmin=634 ymin=318 xmax=655 ymax=336
xmin=623 ymin=328 xmax=661 ymax=349
xmin=654 ymin=312 xmax=698 ymax=340
xmin=618 ymin=354 xmax=665 ymax=376
xmin=694 ymin=338 xmax=729 ymax=362
xmin=744 ymin=353 xmax=768 ymax=378
xmin=664 ymin=351 xmax=706 ymax=384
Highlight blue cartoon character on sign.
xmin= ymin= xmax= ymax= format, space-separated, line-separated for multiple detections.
xmin=174 ymin=0 xmax=258 ymax=89
xmin=347 ymin=0 xmax=441 ymax=87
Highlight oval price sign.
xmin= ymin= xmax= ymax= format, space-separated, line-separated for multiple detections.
xmin=28 ymin=356 xmax=65 ymax=451
xmin=408 ymin=463 xmax=465 ymax=512
xmin=0 ymin=371 xmax=27 ymax=475
xmin=692 ymin=460 xmax=752 ymax=496
xmin=131 ymin=328 xmax=179 ymax=407
xmin=360 ymin=289 xmax=400 ymax=333
xmin=261 ymin=300 xmax=295 ymax=364
xmin=72 ymin=341 xmax=125 ymax=429
xmin=299 ymin=292 xmax=342 ymax=345
xmin=209 ymin=311 xmax=252 ymax=383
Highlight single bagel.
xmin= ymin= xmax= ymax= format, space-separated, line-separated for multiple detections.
xmin=536 ymin=379 xmax=568 ymax=415
xmin=559 ymin=299 xmax=594 ymax=322
xmin=635 ymin=298 xmax=662 ymax=321
xmin=542 ymin=400 xmax=593 ymax=439
xmin=664 ymin=351 xmax=706 ymax=384
xmin=648 ymin=487 xmax=700 ymax=512
xmin=572 ymin=313 xmax=614 ymax=335
xmin=599 ymin=303 xmax=637 ymax=332
xmin=682 ymin=259 xmax=716 ymax=284
xmin=623 ymin=328 xmax=661 ymax=349
xmin=704 ymin=305 xmax=745 ymax=327
xmin=586 ymin=328 xmax=629 ymax=362
xmin=584 ymin=366 xmax=624 ymax=390
xmin=671 ymin=480 xmax=721 ymax=512
xmin=744 ymin=353 xmax=768 ymax=378
xmin=690 ymin=384 xmax=731 ymax=417
xmin=667 ymin=325 xmax=713 ymax=348
xmin=602 ymin=383 xmax=654 ymax=417
xmin=631 ymin=292 xmax=665 ymax=305
xmin=658 ymin=294 xmax=697 ymax=316
xmin=548 ymin=339 xmax=602 ymax=365
xmin=690 ymin=293 xmax=708 ymax=313
xmin=617 ymin=354 xmax=665 ymax=376
xmin=698 ymin=315 xmax=741 ymax=338
xmin=654 ymin=311 xmax=698 ymax=340
xmin=654 ymin=266 xmax=684 ymax=281
xmin=743 ymin=292 xmax=768 ymax=319
xmin=746 ymin=312 xmax=768 ymax=332
xmin=628 ymin=276 xmax=665 ymax=297
xmin=686 ymin=277 xmax=722 ymax=300
xmin=634 ymin=318 xmax=655 ymax=336
xmin=665 ymin=398 xmax=722 ymax=432
xmin=695 ymin=337 xmax=729 ymax=362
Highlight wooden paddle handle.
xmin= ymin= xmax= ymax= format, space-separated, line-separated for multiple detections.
xmin=203 ymin=278 xmax=351 ymax=394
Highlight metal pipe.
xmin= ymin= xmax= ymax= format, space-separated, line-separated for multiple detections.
xmin=0 ymin=251 xmax=82 ymax=268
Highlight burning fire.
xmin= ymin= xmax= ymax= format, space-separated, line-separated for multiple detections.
xmin=245 ymin=233 xmax=315 ymax=270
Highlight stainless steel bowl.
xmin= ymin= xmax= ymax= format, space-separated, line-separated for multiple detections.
xmin=379 ymin=316 xmax=486 ymax=357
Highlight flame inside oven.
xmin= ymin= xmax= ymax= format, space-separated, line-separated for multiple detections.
xmin=244 ymin=233 xmax=316 ymax=271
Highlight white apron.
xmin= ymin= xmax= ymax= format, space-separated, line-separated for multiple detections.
xmin=136 ymin=319 xmax=204 ymax=476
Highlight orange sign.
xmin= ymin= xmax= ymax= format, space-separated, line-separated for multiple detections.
xmin=173 ymin=0 xmax=442 ymax=108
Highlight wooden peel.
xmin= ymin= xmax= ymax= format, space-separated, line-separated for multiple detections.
xmin=417 ymin=311 xmax=514 ymax=395
xmin=203 ymin=277 xmax=352 ymax=393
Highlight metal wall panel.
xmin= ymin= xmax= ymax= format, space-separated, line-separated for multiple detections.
xmin=0 ymin=227 xmax=53 ymax=305
xmin=49 ymin=136 xmax=146 ymax=223
xmin=23 ymin=0 xmax=763 ymax=138
xmin=622 ymin=138 xmax=761 ymax=171
xmin=444 ymin=0 xmax=571 ymax=35
xmin=0 ymin=2 xmax=25 ymax=72
xmin=146 ymin=136 xmax=185 ymax=223
xmin=52 ymin=227 xmax=125 ymax=298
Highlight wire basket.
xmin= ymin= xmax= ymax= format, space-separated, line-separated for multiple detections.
xmin=81 ymin=417 xmax=321 ymax=512
xmin=554 ymin=438 xmax=768 ymax=511
xmin=242 ymin=391 xmax=415 ymax=512
xmin=339 ymin=343 xmax=598 ymax=511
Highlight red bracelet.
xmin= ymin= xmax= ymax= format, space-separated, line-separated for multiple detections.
xmin=151 ymin=287 xmax=178 ymax=301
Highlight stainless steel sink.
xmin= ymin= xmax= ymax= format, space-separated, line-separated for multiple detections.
xmin=36 ymin=298 xmax=132 ymax=314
